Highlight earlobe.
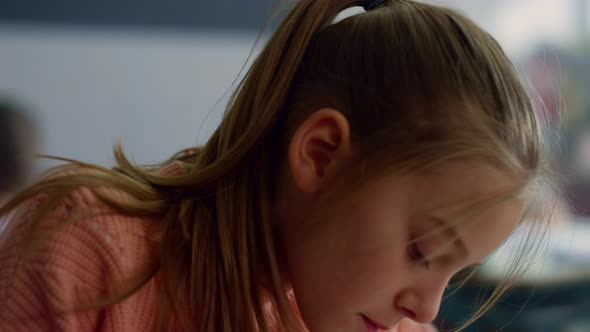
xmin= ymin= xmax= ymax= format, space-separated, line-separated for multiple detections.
xmin=288 ymin=109 xmax=351 ymax=193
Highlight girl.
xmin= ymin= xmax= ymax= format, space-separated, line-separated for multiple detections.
xmin=0 ymin=0 xmax=553 ymax=331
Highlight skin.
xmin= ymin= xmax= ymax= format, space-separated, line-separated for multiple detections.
xmin=275 ymin=109 xmax=524 ymax=332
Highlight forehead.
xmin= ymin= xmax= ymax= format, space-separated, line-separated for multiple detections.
xmin=410 ymin=162 xmax=519 ymax=212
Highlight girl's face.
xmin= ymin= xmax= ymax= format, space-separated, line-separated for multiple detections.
xmin=277 ymin=110 xmax=524 ymax=332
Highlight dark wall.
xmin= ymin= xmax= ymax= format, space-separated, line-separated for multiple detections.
xmin=0 ymin=0 xmax=280 ymax=30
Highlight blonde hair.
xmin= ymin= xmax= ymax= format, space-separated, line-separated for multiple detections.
xmin=1 ymin=1 xmax=554 ymax=331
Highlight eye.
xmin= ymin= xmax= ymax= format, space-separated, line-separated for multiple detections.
xmin=408 ymin=242 xmax=431 ymax=270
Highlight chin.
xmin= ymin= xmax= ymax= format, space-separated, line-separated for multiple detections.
xmin=303 ymin=316 xmax=366 ymax=332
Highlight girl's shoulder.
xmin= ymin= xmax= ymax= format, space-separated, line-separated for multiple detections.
xmin=0 ymin=168 xmax=164 ymax=331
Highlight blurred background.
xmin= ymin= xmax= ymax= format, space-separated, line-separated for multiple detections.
xmin=0 ymin=0 xmax=589 ymax=331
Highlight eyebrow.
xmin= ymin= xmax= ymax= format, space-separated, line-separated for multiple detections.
xmin=430 ymin=217 xmax=470 ymax=260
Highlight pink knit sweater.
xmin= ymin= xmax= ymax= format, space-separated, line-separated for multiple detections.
xmin=0 ymin=165 xmax=183 ymax=331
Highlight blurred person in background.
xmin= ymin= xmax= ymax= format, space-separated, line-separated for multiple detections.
xmin=0 ymin=1 xmax=555 ymax=332
xmin=0 ymin=99 xmax=37 ymax=204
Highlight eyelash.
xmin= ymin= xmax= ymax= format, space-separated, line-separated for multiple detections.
xmin=409 ymin=242 xmax=431 ymax=270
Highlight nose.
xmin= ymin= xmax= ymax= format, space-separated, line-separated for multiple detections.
xmin=394 ymin=279 xmax=448 ymax=324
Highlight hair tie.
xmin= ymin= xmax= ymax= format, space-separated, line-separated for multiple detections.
xmin=363 ymin=0 xmax=387 ymax=11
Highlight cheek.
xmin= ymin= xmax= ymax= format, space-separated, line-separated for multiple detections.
xmin=289 ymin=198 xmax=409 ymax=277
xmin=287 ymin=244 xmax=409 ymax=331
xmin=284 ymin=200 xmax=411 ymax=318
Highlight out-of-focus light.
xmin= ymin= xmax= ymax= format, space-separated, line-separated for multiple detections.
xmin=492 ymin=0 xmax=577 ymax=54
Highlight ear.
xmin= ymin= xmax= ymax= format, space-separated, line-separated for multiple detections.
xmin=288 ymin=108 xmax=351 ymax=193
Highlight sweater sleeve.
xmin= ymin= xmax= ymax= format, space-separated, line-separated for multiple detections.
xmin=0 ymin=189 xmax=159 ymax=332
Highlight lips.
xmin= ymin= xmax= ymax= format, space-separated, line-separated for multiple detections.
xmin=361 ymin=314 xmax=390 ymax=332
